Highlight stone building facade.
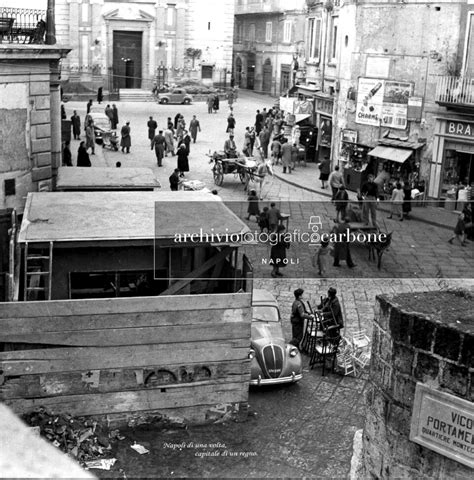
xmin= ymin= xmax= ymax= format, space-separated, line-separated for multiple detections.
xmin=233 ymin=0 xmax=307 ymax=95
xmin=55 ymin=0 xmax=235 ymax=91
xmin=0 ymin=45 xmax=70 ymax=214
xmin=301 ymin=0 xmax=474 ymax=202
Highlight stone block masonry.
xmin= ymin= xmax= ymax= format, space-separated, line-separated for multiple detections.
xmin=361 ymin=290 xmax=474 ymax=479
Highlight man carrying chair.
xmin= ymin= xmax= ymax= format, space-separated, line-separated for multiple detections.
xmin=290 ymin=288 xmax=314 ymax=351
xmin=318 ymin=287 xmax=344 ymax=332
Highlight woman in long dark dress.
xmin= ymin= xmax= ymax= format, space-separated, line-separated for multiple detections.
xmin=177 ymin=144 xmax=189 ymax=174
xmin=270 ymin=225 xmax=289 ymax=277
xmin=246 ymin=190 xmax=260 ymax=220
xmin=77 ymin=141 xmax=91 ymax=167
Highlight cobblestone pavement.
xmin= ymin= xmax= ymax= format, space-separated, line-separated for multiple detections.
xmin=94 ymin=278 xmax=473 ymax=479
xmin=65 ymin=92 xmax=473 ymax=280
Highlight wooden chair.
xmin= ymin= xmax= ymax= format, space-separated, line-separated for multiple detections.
xmin=300 ymin=305 xmax=322 ymax=355
xmin=336 ymin=342 xmax=358 ymax=377
xmin=309 ymin=330 xmax=342 ymax=376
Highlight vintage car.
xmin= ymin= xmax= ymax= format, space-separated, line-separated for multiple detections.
xmin=157 ymin=88 xmax=193 ymax=105
xmin=249 ymin=289 xmax=303 ymax=386
xmin=89 ymin=112 xmax=112 ymax=144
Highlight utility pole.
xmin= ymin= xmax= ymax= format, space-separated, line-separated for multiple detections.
xmin=46 ymin=0 xmax=56 ymax=45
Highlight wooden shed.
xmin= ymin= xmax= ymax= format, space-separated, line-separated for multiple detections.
xmin=56 ymin=167 xmax=160 ymax=191
xmin=0 ymin=191 xmax=253 ymax=425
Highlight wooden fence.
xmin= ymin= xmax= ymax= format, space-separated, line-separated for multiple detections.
xmin=0 ymin=293 xmax=252 ymax=425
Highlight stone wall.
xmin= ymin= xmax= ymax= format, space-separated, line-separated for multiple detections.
xmin=362 ymin=290 xmax=474 ymax=479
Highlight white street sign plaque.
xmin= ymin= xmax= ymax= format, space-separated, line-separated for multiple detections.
xmin=410 ymin=383 xmax=474 ymax=468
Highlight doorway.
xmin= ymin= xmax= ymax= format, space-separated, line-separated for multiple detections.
xmin=113 ymin=31 xmax=142 ymax=89
xmin=247 ymin=53 xmax=255 ymax=90
xmin=235 ymin=57 xmax=242 ymax=87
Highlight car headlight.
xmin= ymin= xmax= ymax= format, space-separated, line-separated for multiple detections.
xmin=289 ymin=347 xmax=298 ymax=357
xmin=248 ymin=349 xmax=256 ymax=359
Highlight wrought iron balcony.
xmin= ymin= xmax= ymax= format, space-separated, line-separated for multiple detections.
xmin=435 ymin=75 xmax=474 ymax=111
xmin=0 ymin=7 xmax=46 ymax=45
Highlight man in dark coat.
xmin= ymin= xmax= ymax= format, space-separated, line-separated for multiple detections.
xmin=151 ymin=130 xmax=166 ymax=167
xmin=177 ymin=144 xmax=189 ymax=174
xmin=111 ymin=104 xmax=119 ymax=129
xmin=189 ymin=115 xmax=201 ymax=143
xmin=169 ymin=168 xmax=182 ymax=191
xmin=105 ymin=104 xmax=114 ymax=125
xmin=213 ymin=94 xmax=219 ymax=113
xmin=120 ymin=122 xmax=131 ymax=153
xmin=77 ymin=141 xmax=91 ymax=167
xmin=318 ymin=287 xmax=344 ymax=331
xmin=255 ymin=110 xmax=264 ymax=135
xmin=86 ymin=99 xmax=93 ymax=114
xmin=147 ymin=116 xmax=158 ymax=146
xmin=97 ymin=86 xmax=103 ymax=104
xmin=70 ymin=111 xmax=81 ymax=140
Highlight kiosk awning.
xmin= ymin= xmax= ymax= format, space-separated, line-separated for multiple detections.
xmin=368 ymin=146 xmax=413 ymax=163
xmin=294 ymin=114 xmax=311 ymax=123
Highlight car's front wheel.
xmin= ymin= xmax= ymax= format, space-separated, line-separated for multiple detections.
xmin=160 ymin=98 xmax=169 ymax=104
xmin=183 ymin=98 xmax=191 ymax=105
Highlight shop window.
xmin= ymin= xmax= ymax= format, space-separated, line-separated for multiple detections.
xmin=69 ymin=270 xmax=168 ymax=299
xmin=265 ymin=21 xmax=272 ymax=43
xmin=442 ymin=149 xmax=474 ymax=193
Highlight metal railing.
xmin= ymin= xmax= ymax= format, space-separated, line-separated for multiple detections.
xmin=0 ymin=7 xmax=46 ymax=44
xmin=435 ymin=75 xmax=474 ymax=106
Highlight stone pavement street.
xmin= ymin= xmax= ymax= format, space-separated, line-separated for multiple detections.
xmin=64 ymin=91 xmax=473 ymax=281
xmin=95 ymin=278 xmax=473 ymax=479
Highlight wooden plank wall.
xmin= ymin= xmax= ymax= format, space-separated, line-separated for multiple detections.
xmin=0 ymin=293 xmax=252 ymax=425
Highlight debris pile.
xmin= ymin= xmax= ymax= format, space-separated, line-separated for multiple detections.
xmin=22 ymin=407 xmax=122 ymax=465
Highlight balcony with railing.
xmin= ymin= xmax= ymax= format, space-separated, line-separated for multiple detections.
xmin=0 ymin=7 xmax=47 ymax=45
xmin=435 ymin=76 xmax=474 ymax=112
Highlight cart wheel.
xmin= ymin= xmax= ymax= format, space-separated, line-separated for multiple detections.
xmin=213 ymin=164 xmax=224 ymax=186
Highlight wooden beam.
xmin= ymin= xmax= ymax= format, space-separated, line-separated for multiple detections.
xmin=160 ymin=246 xmax=233 ymax=296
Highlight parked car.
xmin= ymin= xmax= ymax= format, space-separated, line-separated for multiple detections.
xmin=249 ymin=289 xmax=303 ymax=386
xmin=89 ymin=112 xmax=111 ymax=144
xmin=157 ymin=88 xmax=193 ymax=105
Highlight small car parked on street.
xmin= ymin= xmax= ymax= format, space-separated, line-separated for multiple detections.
xmin=89 ymin=112 xmax=112 ymax=145
xmin=249 ymin=289 xmax=303 ymax=386
xmin=157 ymin=88 xmax=193 ymax=105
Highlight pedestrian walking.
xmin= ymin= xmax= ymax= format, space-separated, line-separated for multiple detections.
xmin=268 ymin=202 xmax=283 ymax=233
xmin=85 ymin=120 xmax=95 ymax=155
xmin=256 ymin=157 xmax=269 ymax=199
xmin=226 ymin=113 xmax=236 ymax=135
xmin=243 ymin=127 xmax=252 ymax=156
xmin=448 ymin=213 xmax=467 ymax=246
xmin=227 ymin=89 xmax=234 ymax=109
xmin=111 ymin=104 xmax=119 ymax=129
xmin=61 ymin=104 xmax=66 ymax=120
xmin=178 ymin=130 xmax=191 ymax=154
xmin=332 ymin=218 xmax=356 ymax=268
xmin=120 ymin=122 xmax=131 ymax=154
xmin=169 ymin=168 xmax=182 ymax=191
xmin=77 ymin=141 xmax=91 ymax=167
xmin=70 ymin=111 xmax=81 ymax=140
xmin=63 ymin=141 xmax=72 ymax=166
xmin=86 ymin=99 xmax=93 ymax=114
xmin=259 ymin=126 xmax=270 ymax=159
xmin=147 ymin=116 xmax=158 ymax=146
xmin=177 ymin=143 xmax=189 ymax=175
xmin=319 ymin=157 xmax=331 ymax=189
xmin=255 ymin=110 xmax=264 ymax=135
xmin=290 ymin=288 xmax=314 ymax=349
xmin=334 ymin=185 xmax=349 ymax=223
xmin=207 ymin=94 xmax=214 ymax=114
xmin=271 ymin=137 xmax=281 ymax=165
xmin=403 ymin=182 xmax=412 ymax=219
xmin=164 ymin=126 xmax=175 ymax=156
xmin=246 ymin=190 xmax=260 ymax=221
xmin=270 ymin=225 xmax=289 ymax=278
xmin=97 ymin=86 xmax=103 ymax=104
xmin=105 ymin=104 xmax=114 ymax=125
xmin=361 ymin=174 xmax=378 ymax=227
xmin=151 ymin=130 xmax=166 ymax=167
xmin=189 ymin=115 xmax=201 ymax=143
xmin=328 ymin=165 xmax=345 ymax=201
xmin=258 ymin=206 xmax=270 ymax=232
xmin=281 ymin=139 xmax=292 ymax=174
xmin=312 ymin=240 xmax=330 ymax=276
xmin=388 ymin=183 xmax=404 ymax=221
xmin=174 ymin=113 xmax=181 ymax=130
xmin=213 ymin=94 xmax=219 ymax=113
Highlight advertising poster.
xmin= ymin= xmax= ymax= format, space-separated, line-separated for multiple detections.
xmin=355 ymin=78 xmax=384 ymax=126
xmin=381 ymin=81 xmax=413 ymax=130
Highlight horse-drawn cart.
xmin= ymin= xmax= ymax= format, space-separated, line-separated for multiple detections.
xmin=208 ymin=151 xmax=259 ymax=188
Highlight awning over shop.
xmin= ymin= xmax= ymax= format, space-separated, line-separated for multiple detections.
xmin=294 ymin=114 xmax=311 ymax=123
xmin=368 ymin=146 xmax=413 ymax=163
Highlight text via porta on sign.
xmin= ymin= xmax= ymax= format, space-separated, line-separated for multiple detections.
xmin=410 ymin=383 xmax=474 ymax=469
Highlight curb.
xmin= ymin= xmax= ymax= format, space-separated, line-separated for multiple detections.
xmin=273 ymin=172 xmax=453 ymax=231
